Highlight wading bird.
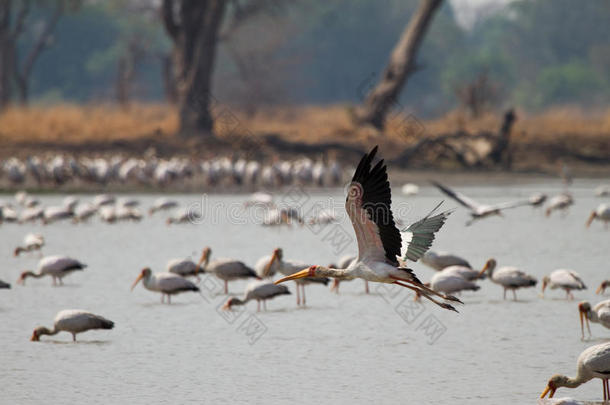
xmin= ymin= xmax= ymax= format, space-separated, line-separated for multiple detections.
xmin=425 ymin=272 xmax=480 ymax=297
xmin=275 ymin=146 xmax=460 ymax=311
xmin=253 ymin=247 xmax=327 ymax=306
xmin=17 ymin=255 xmax=86 ymax=286
xmin=441 ymin=259 xmax=494 ymax=281
xmin=199 ymin=247 xmax=259 ymax=294
xmin=149 ymin=198 xmax=178 ymax=215
xmin=222 ymin=281 xmax=291 ymax=311
xmin=14 ymin=233 xmax=45 ymax=256
xmin=432 ymin=181 xmax=529 ymax=225
xmin=546 ymin=193 xmax=574 ymax=217
xmin=131 ymin=267 xmax=199 ymax=304
xmin=420 ymin=251 xmax=471 ymax=271
xmin=30 ymin=310 xmax=114 ymax=342
xmin=597 ymin=281 xmax=610 ymax=295
xmin=586 ymin=204 xmax=610 ymax=229
xmin=477 ymin=259 xmax=537 ymax=300
xmin=541 ymin=342 xmax=610 ymax=401
xmin=166 ymin=250 xmax=207 ymax=280
xmin=541 ymin=269 xmax=587 ymax=300
xmin=579 ymin=300 xmax=610 ymax=339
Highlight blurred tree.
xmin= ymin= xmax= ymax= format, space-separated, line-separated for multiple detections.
xmin=355 ymin=0 xmax=444 ymax=130
xmin=161 ymin=0 xmax=227 ymax=138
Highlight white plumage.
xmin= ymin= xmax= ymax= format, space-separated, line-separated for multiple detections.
xmin=222 ymin=281 xmax=291 ymax=311
xmin=479 ymin=260 xmax=537 ymax=301
xmin=17 ymin=255 xmax=86 ymax=286
xmin=14 ymin=233 xmax=45 ymax=256
xmin=131 ymin=267 xmax=199 ymax=304
xmin=541 ymin=342 xmax=610 ymax=401
xmin=579 ymin=300 xmax=610 ymax=339
xmin=586 ymin=204 xmax=610 ymax=228
xmin=542 ymin=269 xmax=587 ymax=299
xmin=420 ymin=251 xmax=471 ymax=271
xmin=31 ymin=309 xmax=114 ymax=342
xmin=428 ymin=271 xmax=480 ymax=296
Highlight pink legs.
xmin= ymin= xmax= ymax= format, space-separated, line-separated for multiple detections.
xmin=295 ymin=282 xmax=300 ymax=305
xmin=364 ymin=281 xmax=370 ymax=294
xmin=603 ymin=378 xmax=609 ymax=401
xmin=224 ymin=280 xmax=228 ymax=295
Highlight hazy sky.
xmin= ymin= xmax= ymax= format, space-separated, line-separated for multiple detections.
xmin=449 ymin=0 xmax=516 ymax=28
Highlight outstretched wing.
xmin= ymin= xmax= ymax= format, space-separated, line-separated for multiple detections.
xmin=401 ymin=201 xmax=453 ymax=262
xmin=346 ymin=146 xmax=401 ymax=265
xmin=488 ymin=199 xmax=531 ymax=211
xmin=431 ymin=181 xmax=481 ymax=211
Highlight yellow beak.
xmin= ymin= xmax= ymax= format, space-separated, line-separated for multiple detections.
xmin=540 ymin=385 xmax=555 ymax=398
xmin=131 ymin=273 xmax=144 ymax=291
xmin=596 ymin=283 xmax=605 ymax=294
xmin=274 ymin=268 xmax=311 ymax=285
xmin=264 ymin=251 xmax=278 ymax=278
xmin=196 ymin=249 xmax=209 ymax=276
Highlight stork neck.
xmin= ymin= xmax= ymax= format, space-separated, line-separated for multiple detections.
xmin=39 ymin=327 xmax=59 ymax=337
xmin=588 ymin=310 xmax=599 ymax=323
xmin=563 ymin=374 xmax=587 ymax=389
xmin=25 ymin=271 xmax=45 ymax=279
xmin=315 ymin=266 xmax=349 ymax=280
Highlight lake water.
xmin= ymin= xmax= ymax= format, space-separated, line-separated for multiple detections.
xmin=1 ymin=181 xmax=609 ymax=404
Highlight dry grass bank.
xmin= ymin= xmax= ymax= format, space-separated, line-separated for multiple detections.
xmin=0 ymin=103 xmax=609 ymax=171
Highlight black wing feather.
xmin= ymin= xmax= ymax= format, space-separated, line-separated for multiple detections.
xmin=351 ymin=146 xmax=402 ymax=264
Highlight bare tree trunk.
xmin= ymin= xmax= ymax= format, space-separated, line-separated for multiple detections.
xmin=159 ymin=52 xmax=177 ymax=104
xmin=14 ymin=0 xmax=62 ymax=105
xmin=0 ymin=1 xmax=13 ymax=109
xmin=355 ymin=0 xmax=443 ymax=130
xmin=161 ymin=0 xmax=226 ymax=138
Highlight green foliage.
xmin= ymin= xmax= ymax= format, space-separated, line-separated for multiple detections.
xmin=19 ymin=0 xmax=610 ymax=113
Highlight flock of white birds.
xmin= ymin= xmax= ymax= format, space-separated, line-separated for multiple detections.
xmin=0 ymin=155 xmax=344 ymax=189
xmin=1 ymin=148 xmax=610 ymax=402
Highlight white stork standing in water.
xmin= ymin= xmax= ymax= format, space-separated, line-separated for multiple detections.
xmin=30 ymin=310 xmax=114 ymax=342
xmin=597 ymin=281 xmax=610 ymax=295
xmin=420 ymin=251 xmax=472 ymax=271
xmin=275 ymin=146 xmax=461 ymax=311
xmin=586 ymin=204 xmax=610 ymax=229
xmin=579 ymin=300 xmax=610 ymax=339
xmin=131 ymin=267 xmax=199 ymax=303
xmin=545 ymin=193 xmax=574 ymax=217
xmin=148 ymin=197 xmax=178 ymax=215
xmin=166 ymin=249 xmax=207 ymax=280
xmin=17 ymin=255 xmax=86 ymax=286
xmin=541 ymin=269 xmax=587 ymax=300
xmin=222 ymin=281 xmax=291 ymax=311
xmin=199 ymin=247 xmax=260 ymax=294
xmin=432 ymin=181 xmax=530 ymax=226
xmin=259 ymin=247 xmax=329 ymax=306
xmin=477 ymin=260 xmax=537 ymax=300
xmin=14 ymin=233 xmax=45 ymax=256
xmin=540 ymin=342 xmax=610 ymax=401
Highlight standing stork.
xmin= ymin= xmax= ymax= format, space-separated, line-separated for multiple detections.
xmin=579 ymin=300 xmax=610 ymax=339
xmin=199 ymin=247 xmax=259 ymax=294
xmin=541 ymin=269 xmax=587 ymax=300
xmin=14 ymin=233 xmax=45 ymax=256
xmin=166 ymin=249 xmax=207 ymax=280
xmin=477 ymin=260 xmax=537 ymax=300
xmin=541 ymin=342 xmax=610 ymax=401
xmin=420 ymin=251 xmax=472 ymax=271
xmin=30 ymin=310 xmax=114 ymax=342
xmin=275 ymin=146 xmax=460 ymax=311
xmin=586 ymin=204 xmax=610 ymax=229
xmin=17 ymin=255 xmax=86 ymax=286
xmin=222 ymin=281 xmax=291 ymax=311
xmin=131 ymin=268 xmax=199 ymax=303
xmin=259 ymin=247 xmax=329 ymax=306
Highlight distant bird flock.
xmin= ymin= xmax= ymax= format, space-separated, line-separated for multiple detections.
xmin=0 ymin=155 xmax=344 ymax=189
xmin=1 ymin=147 xmax=609 ymax=402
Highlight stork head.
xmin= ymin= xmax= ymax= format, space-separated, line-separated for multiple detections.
xmin=596 ymin=281 xmax=609 ymax=295
xmin=477 ymin=259 xmax=496 ymax=279
xmin=541 ymin=276 xmax=551 ymax=294
xmin=16 ymin=271 xmax=30 ymax=285
xmin=30 ymin=326 xmax=49 ymax=342
xmin=222 ymin=297 xmax=243 ymax=310
xmin=586 ymin=210 xmax=597 ymax=227
xmin=578 ymin=301 xmax=592 ymax=339
xmin=131 ymin=267 xmax=152 ymax=290
xmin=540 ymin=374 xmax=568 ymax=398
